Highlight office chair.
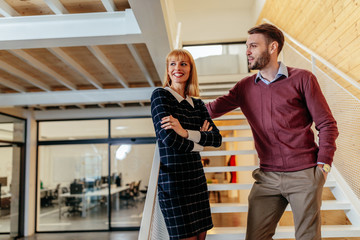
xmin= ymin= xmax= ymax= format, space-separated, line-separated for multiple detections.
xmin=140 ymin=186 xmax=148 ymax=201
xmin=62 ymin=185 xmax=82 ymax=217
xmin=119 ymin=181 xmax=136 ymax=208
xmin=133 ymin=180 xmax=141 ymax=200
xmin=51 ymin=184 xmax=61 ymax=204
xmin=63 ymin=197 xmax=82 ymax=217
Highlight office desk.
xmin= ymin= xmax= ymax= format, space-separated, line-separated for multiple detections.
xmin=0 ymin=193 xmax=11 ymax=217
xmin=59 ymin=186 xmax=129 ymax=218
xmin=40 ymin=187 xmax=57 ymax=198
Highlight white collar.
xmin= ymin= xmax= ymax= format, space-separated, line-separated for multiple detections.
xmin=165 ymin=87 xmax=194 ymax=108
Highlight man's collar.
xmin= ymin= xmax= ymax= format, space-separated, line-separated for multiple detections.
xmin=165 ymin=87 xmax=194 ymax=108
xmin=255 ymin=62 xmax=288 ymax=83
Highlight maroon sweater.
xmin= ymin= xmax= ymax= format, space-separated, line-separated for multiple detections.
xmin=206 ymin=67 xmax=339 ymax=172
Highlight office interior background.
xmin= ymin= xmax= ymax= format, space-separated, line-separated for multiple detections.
xmin=0 ymin=0 xmax=360 ymax=239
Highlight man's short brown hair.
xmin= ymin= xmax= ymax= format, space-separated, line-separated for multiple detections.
xmin=248 ymin=23 xmax=285 ymax=54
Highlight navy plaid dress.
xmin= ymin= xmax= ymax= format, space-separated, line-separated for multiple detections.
xmin=151 ymin=88 xmax=222 ymax=239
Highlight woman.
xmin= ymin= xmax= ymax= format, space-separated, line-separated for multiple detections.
xmin=151 ymin=49 xmax=222 ymax=240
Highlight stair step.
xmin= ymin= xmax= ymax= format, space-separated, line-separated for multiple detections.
xmin=207 ymin=180 xmax=337 ymax=191
xmin=207 ymin=225 xmax=360 ymax=239
xmin=211 ymin=203 xmax=248 ymax=213
xmin=204 ymin=166 xmax=258 ymax=173
xmin=208 ymin=183 xmax=253 ymax=191
xmin=222 ymin=137 xmax=253 ymax=142
xmin=200 ymin=91 xmax=228 ymax=97
xmin=214 ymin=115 xmax=246 ymax=120
xmin=201 ymin=150 xmax=257 ymax=157
xmin=218 ymin=125 xmax=251 ymax=131
xmin=202 ymin=101 xmax=243 ymax=108
xmin=210 ymin=200 xmax=351 ymax=213
xmin=200 ymin=83 xmax=236 ymax=90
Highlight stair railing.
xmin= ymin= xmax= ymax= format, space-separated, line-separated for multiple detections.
xmin=138 ymin=143 xmax=169 ymax=240
xmin=263 ymin=19 xmax=360 ymax=227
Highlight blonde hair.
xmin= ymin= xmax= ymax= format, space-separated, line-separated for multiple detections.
xmin=163 ymin=49 xmax=200 ymax=97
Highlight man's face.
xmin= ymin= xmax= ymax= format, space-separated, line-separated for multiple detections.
xmin=246 ymin=33 xmax=271 ymax=70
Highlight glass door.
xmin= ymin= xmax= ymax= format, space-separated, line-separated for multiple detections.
xmin=0 ymin=113 xmax=25 ymax=237
xmin=109 ymin=143 xmax=155 ymax=229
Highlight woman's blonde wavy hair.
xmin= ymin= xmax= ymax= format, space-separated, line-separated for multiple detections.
xmin=163 ymin=49 xmax=200 ymax=97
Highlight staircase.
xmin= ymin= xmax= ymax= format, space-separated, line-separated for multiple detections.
xmin=199 ymin=85 xmax=360 ymax=239
xmin=138 ymin=87 xmax=360 ymax=240
xmin=139 ymin=21 xmax=360 ymax=239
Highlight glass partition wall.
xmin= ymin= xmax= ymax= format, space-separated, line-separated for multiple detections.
xmin=36 ymin=118 xmax=155 ymax=232
xmin=0 ymin=113 xmax=26 ymax=237
xmin=109 ymin=144 xmax=154 ymax=228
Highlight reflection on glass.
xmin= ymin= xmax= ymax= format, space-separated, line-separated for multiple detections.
xmin=0 ymin=146 xmax=20 ymax=236
xmin=0 ymin=114 xmax=25 ymax=142
xmin=38 ymin=120 xmax=108 ymax=141
xmin=37 ymin=144 xmax=109 ymax=231
xmin=110 ymin=144 xmax=155 ymax=228
xmin=111 ymin=118 xmax=155 ymax=138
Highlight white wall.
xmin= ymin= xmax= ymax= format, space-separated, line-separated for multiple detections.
xmin=172 ymin=0 xmax=265 ymax=45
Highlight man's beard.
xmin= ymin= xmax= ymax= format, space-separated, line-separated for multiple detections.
xmin=249 ymin=50 xmax=271 ymax=70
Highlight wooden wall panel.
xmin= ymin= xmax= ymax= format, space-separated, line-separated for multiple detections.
xmin=258 ymin=0 xmax=360 ymax=96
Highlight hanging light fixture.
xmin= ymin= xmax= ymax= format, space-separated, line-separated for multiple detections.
xmin=115 ymin=144 xmax=132 ymax=160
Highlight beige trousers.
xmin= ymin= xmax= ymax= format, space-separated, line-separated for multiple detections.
xmin=246 ymin=166 xmax=325 ymax=240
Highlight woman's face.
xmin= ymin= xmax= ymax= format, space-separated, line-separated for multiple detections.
xmin=167 ymin=56 xmax=191 ymax=86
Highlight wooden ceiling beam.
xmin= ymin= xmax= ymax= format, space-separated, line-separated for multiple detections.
xmin=0 ymin=87 xmax=156 ymax=107
xmin=129 ymin=0 xmax=171 ymax=80
xmin=0 ymin=10 xmax=142 ymax=50
xmin=0 ymin=1 xmax=20 ymax=17
xmin=88 ymin=46 xmax=128 ymax=88
xmin=0 ymin=58 xmax=52 ymax=92
xmin=0 ymin=77 xmax=26 ymax=93
xmin=101 ymin=0 xmax=116 ymax=12
xmin=44 ymin=0 xmax=69 ymax=15
xmin=9 ymin=49 xmax=77 ymax=90
xmin=127 ymin=44 xmax=155 ymax=87
xmin=33 ymin=106 xmax=151 ymax=120
xmin=49 ymin=47 xmax=103 ymax=89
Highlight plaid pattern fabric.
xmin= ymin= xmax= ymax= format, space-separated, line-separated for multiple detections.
xmin=151 ymin=88 xmax=222 ymax=239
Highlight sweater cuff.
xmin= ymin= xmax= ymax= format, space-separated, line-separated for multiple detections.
xmin=187 ymin=130 xmax=201 ymax=143
xmin=317 ymin=156 xmax=333 ymax=166
xmin=192 ymin=142 xmax=204 ymax=152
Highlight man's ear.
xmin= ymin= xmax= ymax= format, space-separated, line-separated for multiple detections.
xmin=269 ymin=41 xmax=279 ymax=54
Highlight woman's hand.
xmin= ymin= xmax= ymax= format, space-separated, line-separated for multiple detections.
xmin=200 ymin=120 xmax=213 ymax=132
xmin=161 ymin=115 xmax=188 ymax=138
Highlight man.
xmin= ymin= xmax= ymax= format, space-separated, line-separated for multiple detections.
xmin=206 ymin=23 xmax=339 ymax=240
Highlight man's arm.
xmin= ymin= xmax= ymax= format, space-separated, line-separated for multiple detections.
xmin=305 ymin=74 xmax=339 ymax=165
xmin=206 ymin=83 xmax=241 ymax=119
